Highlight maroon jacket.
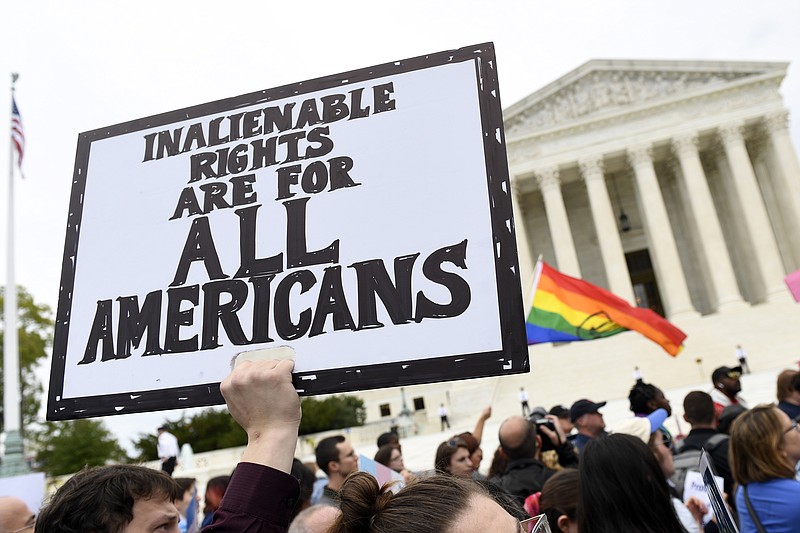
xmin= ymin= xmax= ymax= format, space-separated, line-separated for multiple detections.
xmin=204 ymin=462 xmax=300 ymax=532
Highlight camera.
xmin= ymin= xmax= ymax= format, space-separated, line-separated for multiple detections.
xmin=528 ymin=413 xmax=558 ymax=451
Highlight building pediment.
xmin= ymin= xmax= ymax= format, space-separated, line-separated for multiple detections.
xmin=504 ymin=59 xmax=787 ymax=137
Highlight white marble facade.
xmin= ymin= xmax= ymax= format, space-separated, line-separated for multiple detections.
xmin=506 ymin=59 xmax=800 ymax=317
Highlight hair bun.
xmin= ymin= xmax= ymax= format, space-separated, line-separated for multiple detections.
xmin=338 ymin=472 xmax=395 ymax=531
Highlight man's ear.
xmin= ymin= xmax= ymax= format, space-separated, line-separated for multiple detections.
xmin=683 ymin=413 xmax=689 ymax=423
xmin=328 ymin=460 xmax=340 ymax=474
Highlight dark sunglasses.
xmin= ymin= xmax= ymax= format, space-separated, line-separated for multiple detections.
xmin=445 ymin=437 xmax=466 ymax=448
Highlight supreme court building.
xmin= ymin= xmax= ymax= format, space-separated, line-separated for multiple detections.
xmin=356 ymin=59 xmax=800 ymax=431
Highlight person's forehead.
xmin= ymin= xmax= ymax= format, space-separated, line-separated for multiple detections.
xmin=449 ymin=494 xmax=520 ymax=533
xmin=337 ymin=441 xmax=354 ymax=455
xmin=129 ymin=497 xmax=179 ymax=527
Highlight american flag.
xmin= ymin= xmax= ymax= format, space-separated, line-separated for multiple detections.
xmin=11 ymin=95 xmax=25 ymax=172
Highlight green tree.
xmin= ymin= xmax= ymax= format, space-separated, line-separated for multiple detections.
xmin=299 ymin=395 xmax=366 ymax=435
xmin=0 ymin=286 xmax=53 ymax=433
xmin=33 ymin=419 xmax=128 ymax=476
xmin=132 ymin=409 xmax=247 ymax=462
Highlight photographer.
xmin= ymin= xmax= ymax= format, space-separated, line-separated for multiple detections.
xmin=489 ymin=414 xmax=578 ymax=506
xmin=529 ymin=409 xmax=579 ymax=470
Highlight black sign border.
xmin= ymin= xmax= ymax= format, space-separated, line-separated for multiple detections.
xmin=47 ymin=42 xmax=528 ymax=421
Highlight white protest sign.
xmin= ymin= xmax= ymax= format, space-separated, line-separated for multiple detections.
xmin=47 ymin=43 xmax=528 ymax=420
xmin=0 ymin=471 xmax=45 ymax=516
xmin=699 ymin=451 xmax=739 ymax=533
xmin=683 ymin=470 xmax=723 ymax=524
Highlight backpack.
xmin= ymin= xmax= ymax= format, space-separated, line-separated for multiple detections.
xmin=670 ymin=433 xmax=728 ymax=500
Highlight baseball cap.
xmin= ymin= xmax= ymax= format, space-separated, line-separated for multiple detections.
xmin=612 ymin=408 xmax=669 ymax=444
xmin=712 ymin=366 xmax=743 ymax=383
xmin=570 ymin=399 xmax=607 ymax=422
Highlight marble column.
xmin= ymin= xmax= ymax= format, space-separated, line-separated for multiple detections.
xmin=627 ymin=144 xmax=697 ymax=317
xmin=672 ymin=133 xmax=745 ymax=311
xmin=718 ymin=121 xmax=787 ymax=301
xmin=763 ymin=110 xmax=800 ymax=263
xmin=510 ymin=176 xmax=536 ymax=295
xmin=535 ymin=166 xmax=581 ymax=277
xmin=578 ymin=156 xmax=635 ymax=303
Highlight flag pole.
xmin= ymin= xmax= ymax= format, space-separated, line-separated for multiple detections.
xmin=2 ymin=72 xmax=28 ymax=476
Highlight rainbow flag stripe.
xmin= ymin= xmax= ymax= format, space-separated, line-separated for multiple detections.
xmin=526 ymin=262 xmax=686 ymax=356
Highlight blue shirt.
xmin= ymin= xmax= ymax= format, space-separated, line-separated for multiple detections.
xmin=735 ymin=478 xmax=800 ymax=533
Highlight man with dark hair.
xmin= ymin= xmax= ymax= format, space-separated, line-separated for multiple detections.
xmin=201 ymin=475 xmax=231 ymax=527
xmin=490 ymin=415 xmax=576 ymax=505
xmin=314 ymin=435 xmax=358 ymax=507
xmin=673 ymin=391 xmax=734 ymax=498
xmin=776 ymin=369 xmax=800 ymax=420
xmin=710 ymin=365 xmax=748 ymax=418
xmin=35 ymin=464 xmax=182 ymax=533
xmin=569 ymin=399 xmax=606 ymax=453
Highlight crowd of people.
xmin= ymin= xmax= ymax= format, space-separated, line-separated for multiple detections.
xmin=2 ymin=360 xmax=799 ymax=532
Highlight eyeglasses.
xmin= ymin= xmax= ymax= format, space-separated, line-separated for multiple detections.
xmin=10 ymin=515 xmax=35 ymax=533
xmin=661 ymin=432 xmax=674 ymax=451
xmin=519 ymin=514 xmax=550 ymax=533
xmin=446 ymin=438 xmax=466 ymax=448
xmin=785 ymin=420 xmax=800 ymax=435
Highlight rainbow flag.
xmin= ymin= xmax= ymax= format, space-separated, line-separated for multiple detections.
xmin=526 ymin=261 xmax=686 ymax=356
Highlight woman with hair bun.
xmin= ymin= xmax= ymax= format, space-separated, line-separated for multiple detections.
xmin=729 ymin=404 xmax=800 ymax=532
xmin=330 ymin=471 xmax=527 ymax=533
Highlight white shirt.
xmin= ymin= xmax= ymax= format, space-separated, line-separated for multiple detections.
xmin=519 ymin=390 xmax=528 ymax=402
xmin=438 ymin=406 xmax=448 ymax=417
xmin=158 ymin=431 xmax=180 ymax=459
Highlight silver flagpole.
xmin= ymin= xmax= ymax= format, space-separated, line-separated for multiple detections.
xmin=2 ymin=72 xmax=29 ymax=476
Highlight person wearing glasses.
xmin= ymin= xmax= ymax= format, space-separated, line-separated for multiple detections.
xmin=730 ymin=404 xmax=800 ymax=532
xmin=374 ymin=444 xmax=414 ymax=482
xmin=0 ymin=496 xmax=36 ymax=533
xmin=434 ymin=437 xmax=474 ymax=478
xmin=710 ymin=366 xmax=748 ymax=419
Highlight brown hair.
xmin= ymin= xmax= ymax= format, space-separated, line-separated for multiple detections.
xmin=540 ymin=468 xmax=579 ymax=529
xmin=374 ymin=444 xmax=401 ymax=469
xmin=729 ymin=404 xmax=796 ymax=484
xmin=776 ymin=370 xmax=799 ymax=402
xmin=331 ymin=472 xmax=486 ymax=533
xmin=36 ymin=464 xmax=181 ymax=533
xmin=434 ymin=438 xmax=468 ymax=474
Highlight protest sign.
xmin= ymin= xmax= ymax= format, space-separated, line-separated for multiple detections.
xmin=47 ymin=43 xmax=527 ymax=420
xmin=683 ymin=470 xmax=723 ymax=524
xmin=699 ymin=451 xmax=738 ymax=533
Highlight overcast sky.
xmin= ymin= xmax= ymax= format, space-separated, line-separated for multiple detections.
xmin=3 ymin=0 xmax=800 ymax=453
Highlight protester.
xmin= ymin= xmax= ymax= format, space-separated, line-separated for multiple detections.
xmin=717 ymin=404 xmax=746 ymax=435
xmin=158 ymin=425 xmax=181 ymax=475
xmin=35 ymin=465 xmax=183 ymax=533
xmin=548 ymin=405 xmax=574 ymax=436
xmin=331 ymin=471 xmax=524 ymax=533
xmin=710 ymin=366 xmax=747 ymax=418
xmin=579 ymin=433 xmax=692 ymax=533
xmin=674 ymin=391 xmax=733 ymax=498
xmin=287 ymin=504 xmax=340 ymax=533
xmin=537 ymin=468 xmax=579 ymax=533
xmin=376 ymin=431 xmax=400 ymax=450
xmin=613 ymin=410 xmax=707 ymax=532
xmin=490 ymin=415 xmax=576 ymax=506
xmin=629 ymin=380 xmax=674 ymax=444
xmin=201 ymin=475 xmax=230 ymax=527
xmin=434 ymin=437 xmax=474 ymax=478
xmin=776 ymin=369 xmax=800 ymax=420
xmin=451 ymin=405 xmax=491 ymax=479
xmin=729 ymin=404 xmax=800 ymax=532
xmin=315 ymin=435 xmax=359 ymax=507
xmin=0 ymin=496 xmax=36 ymax=533
xmin=569 ymin=398 xmax=606 ymax=453
xmin=735 ymin=344 xmax=750 ymax=374
xmin=290 ymin=458 xmax=317 ymax=519
xmin=174 ymin=477 xmax=199 ymax=533
xmin=374 ymin=444 xmax=414 ymax=482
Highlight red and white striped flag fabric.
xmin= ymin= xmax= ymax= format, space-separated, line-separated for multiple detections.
xmin=11 ymin=95 xmax=25 ymax=173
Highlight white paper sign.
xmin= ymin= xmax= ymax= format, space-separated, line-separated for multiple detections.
xmin=48 ymin=43 xmax=528 ymax=420
xmin=683 ymin=470 xmax=723 ymax=523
